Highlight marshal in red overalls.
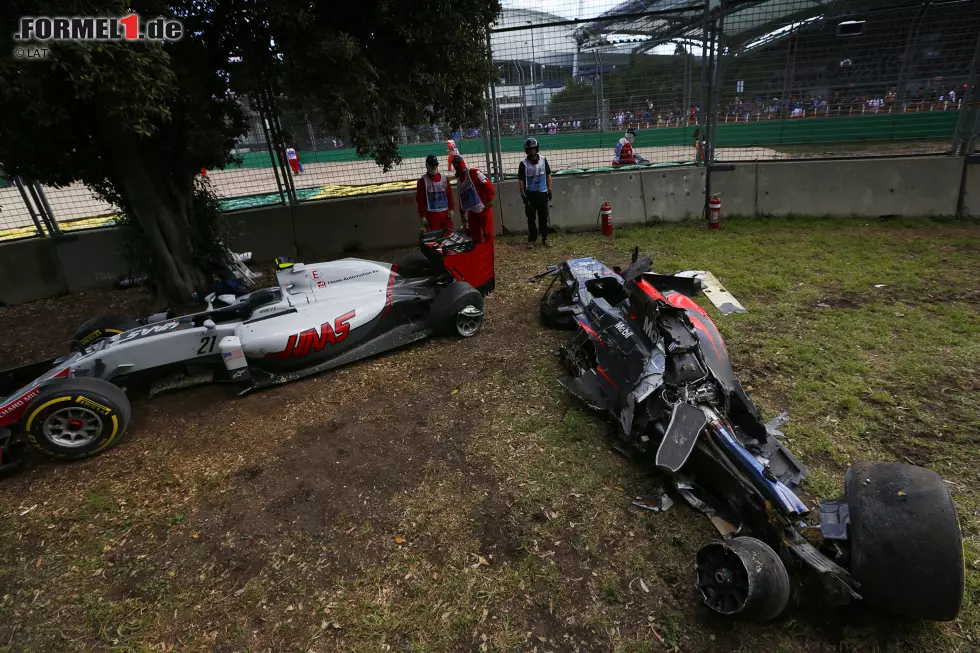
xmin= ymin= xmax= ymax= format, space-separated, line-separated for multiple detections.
xmin=416 ymin=164 xmax=455 ymax=231
xmin=452 ymin=156 xmax=495 ymax=245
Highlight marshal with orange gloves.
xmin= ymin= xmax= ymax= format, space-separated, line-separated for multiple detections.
xmin=451 ymin=155 xmax=495 ymax=245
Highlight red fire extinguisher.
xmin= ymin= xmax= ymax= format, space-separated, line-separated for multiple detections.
xmin=708 ymin=195 xmax=721 ymax=229
xmin=598 ymin=200 xmax=613 ymax=238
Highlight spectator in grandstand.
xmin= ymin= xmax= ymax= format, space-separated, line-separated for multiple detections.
xmin=416 ymin=154 xmax=454 ymax=232
xmin=518 ymin=137 xmax=552 ymax=249
xmin=949 ymin=88 xmax=957 ymax=104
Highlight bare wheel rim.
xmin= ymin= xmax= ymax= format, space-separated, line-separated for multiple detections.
xmin=456 ymin=305 xmax=483 ymax=337
xmin=42 ymin=407 xmax=104 ymax=448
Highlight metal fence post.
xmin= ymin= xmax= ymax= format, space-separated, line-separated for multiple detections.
xmin=25 ymin=180 xmax=59 ymax=235
xmin=13 ymin=177 xmax=47 ymax=237
xmin=951 ymin=29 xmax=980 ymax=155
xmin=711 ymin=0 xmax=726 ymax=167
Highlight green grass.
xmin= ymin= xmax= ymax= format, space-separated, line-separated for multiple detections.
xmin=1 ymin=216 xmax=978 ymax=652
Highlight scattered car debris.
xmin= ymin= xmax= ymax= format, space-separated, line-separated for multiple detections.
xmin=536 ymin=249 xmax=965 ymax=622
xmin=673 ymin=270 xmax=748 ymax=315
xmin=631 ymin=499 xmax=660 ymax=513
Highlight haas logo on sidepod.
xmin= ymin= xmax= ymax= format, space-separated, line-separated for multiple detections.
xmin=266 ymin=311 xmax=355 ymax=359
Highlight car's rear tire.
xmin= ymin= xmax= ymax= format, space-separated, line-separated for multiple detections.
xmin=540 ymin=287 xmax=576 ymax=330
xmin=398 ymin=251 xmax=439 ymax=273
xmin=432 ymin=282 xmax=484 ymax=337
xmin=845 ymin=461 xmax=964 ymax=621
xmin=696 ymin=537 xmax=791 ymax=621
xmin=23 ymin=378 xmax=132 ymax=460
xmin=72 ymin=315 xmax=140 ymax=349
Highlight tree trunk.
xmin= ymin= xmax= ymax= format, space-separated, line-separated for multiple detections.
xmin=105 ymin=130 xmax=210 ymax=307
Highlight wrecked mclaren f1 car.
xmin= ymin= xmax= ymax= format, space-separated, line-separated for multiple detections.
xmin=536 ymin=250 xmax=963 ymax=622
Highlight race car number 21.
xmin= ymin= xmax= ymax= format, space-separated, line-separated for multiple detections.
xmin=265 ymin=310 xmax=356 ymax=359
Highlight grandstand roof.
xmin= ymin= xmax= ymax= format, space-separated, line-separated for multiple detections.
xmin=572 ymin=0 xmax=902 ymax=54
xmin=491 ymin=7 xmax=683 ymax=65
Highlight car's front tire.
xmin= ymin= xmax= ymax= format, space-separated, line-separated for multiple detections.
xmin=23 ymin=378 xmax=132 ymax=460
xmin=72 ymin=315 xmax=140 ymax=350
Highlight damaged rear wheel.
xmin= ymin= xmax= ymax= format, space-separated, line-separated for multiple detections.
xmin=696 ymin=537 xmax=790 ymax=621
xmin=845 ymin=461 xmax=963 ymax=621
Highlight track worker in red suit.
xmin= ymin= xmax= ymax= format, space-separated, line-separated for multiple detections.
xmin=452 ymin=155 xmax=495 ymax=244
xmin=612 ymin=128 xmax=637 ymax=166
xmin=416 ymin=155 xmax=455 ymax=231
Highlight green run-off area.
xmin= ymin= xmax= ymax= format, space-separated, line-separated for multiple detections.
xmin=233 ymin=111 xmax=958 ymax=168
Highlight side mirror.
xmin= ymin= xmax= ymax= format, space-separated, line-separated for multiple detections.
xmin=203 ymin=319 xmax=216 ymax=331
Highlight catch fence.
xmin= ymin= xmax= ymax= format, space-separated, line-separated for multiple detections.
xmin=1 ymin=0 xmax=978 ymax=241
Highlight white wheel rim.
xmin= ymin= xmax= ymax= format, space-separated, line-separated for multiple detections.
xmin=456 ymin=305 xmax=483 ymax=337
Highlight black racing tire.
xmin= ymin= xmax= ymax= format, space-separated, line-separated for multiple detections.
xmin=398 ymin=251 xmax=439 ymax=272
xmin=431 ymin=282 xmax=484 ymax=337
xmin=72 ymin=315 xmax=140 ymax=349
xmin=696 ymin=537 xmax=791 ymax=621
xmin=845 ymin=461 xmax=964 ymax=621
xmin=23 ymin=378 xmax=132 ymax=460
xmin=540 ymin=288 xmax=576 ymax=330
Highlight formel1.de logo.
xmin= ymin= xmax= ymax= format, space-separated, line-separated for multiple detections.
xmin=15 ymin=15 xmax=183 ymax=42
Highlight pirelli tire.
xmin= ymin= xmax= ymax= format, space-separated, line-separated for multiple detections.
xmin=23 ymin=378 xmax=132 ymax=460
xmin=540 ymin=287 xmax=576 ymax=330
xmin=398 ymin=251 xmax=439 ymax=272
xmin=72 ymin=315 xmax=141 ymax=350
xmin=844 ymin=461 xmax=964 ymax=621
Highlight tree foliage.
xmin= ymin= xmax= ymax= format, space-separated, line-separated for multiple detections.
xmin=547 ymin=81 xmax=597 ymax=119
xmin=0 ymin=0 xmax=502 ymax=303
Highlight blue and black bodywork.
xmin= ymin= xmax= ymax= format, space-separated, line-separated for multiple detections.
xmin=537 ymin=250 xmax=964 ymax=623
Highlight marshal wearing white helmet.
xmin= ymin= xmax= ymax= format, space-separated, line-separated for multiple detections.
xmin=612 ymin=129 xmax=638 ymax=166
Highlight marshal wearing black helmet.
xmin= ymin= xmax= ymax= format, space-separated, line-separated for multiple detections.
xmin=416 ymin=154 xmax=455 ymax=231
xmin=518 ymin=136 xmax=553 ymax=249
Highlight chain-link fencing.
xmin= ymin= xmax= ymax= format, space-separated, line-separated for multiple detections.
xmin=2 ymin=0 xmax=978 ymax=242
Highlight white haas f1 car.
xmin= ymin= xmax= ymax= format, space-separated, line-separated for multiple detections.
xmin=0 ymin=229 xmax=492 ymax=470
xmin=536 ymin=250 xmax=963 ymax=622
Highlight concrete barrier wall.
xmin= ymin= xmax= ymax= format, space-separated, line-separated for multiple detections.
xmin=0 ymin=237 xmax=67 ymax=306
xmin=225 ymin=205 xmax=296 ymax=260
xmin=962 ymin=160 xmax=980 ymax=217
xmin=0 ymin=156 xmax=972 ymax=306
xmin=52 ymin=229 xmax=131 ymax=295
xmin=755 ymin=157 xmax=962 ymax=216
